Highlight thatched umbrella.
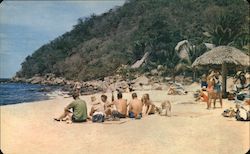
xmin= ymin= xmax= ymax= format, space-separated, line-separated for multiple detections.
xmin=192 ymin=46 xmax=250 ymax=97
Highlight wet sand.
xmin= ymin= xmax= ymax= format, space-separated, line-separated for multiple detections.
xmin=1 ymin=90 xmax=249 ymax=154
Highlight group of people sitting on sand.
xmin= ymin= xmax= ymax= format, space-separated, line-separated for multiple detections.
xmin=54 ymin=91 xmax=171 ymax=124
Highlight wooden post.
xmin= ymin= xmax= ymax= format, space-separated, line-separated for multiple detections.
xmin=193 ymin=69 xmax=196 ymax=82
xmin=222 ymin=62 xmax=227 ymax=98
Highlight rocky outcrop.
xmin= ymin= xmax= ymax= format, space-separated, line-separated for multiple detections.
xmin=11 ymin=72 xmax=192 ymax=96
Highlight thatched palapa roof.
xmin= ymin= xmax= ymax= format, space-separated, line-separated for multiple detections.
xmin=192 ymin=46 xmax=250 ymax=67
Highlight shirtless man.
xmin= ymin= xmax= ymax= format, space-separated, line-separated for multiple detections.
xmin=142 ymin=93 xmax=156 ymax=115
xmin=111 ymin=92 xmax=127 ymax=118
xmin=128 ymin=93 xmax=143 ymax=119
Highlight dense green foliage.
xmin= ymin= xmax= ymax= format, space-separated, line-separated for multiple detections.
xmin=17 ymin=0 xmax=249 ymax=80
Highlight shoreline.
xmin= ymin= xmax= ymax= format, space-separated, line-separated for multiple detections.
xmin=1 ymin=89 xmax=249 ymax=154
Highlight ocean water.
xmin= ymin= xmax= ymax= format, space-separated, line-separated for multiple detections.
xmin=0 ymin=82 xmax=60 ymax=106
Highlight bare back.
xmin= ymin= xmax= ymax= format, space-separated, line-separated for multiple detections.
xmin=129 ymin=98 xmax=143 ymax=115
xmin=114 ymin=99 xmax=127 ymax=115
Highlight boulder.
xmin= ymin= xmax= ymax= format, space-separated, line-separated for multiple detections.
xmin=30 ymin=76 xmax=44 ymax=84
xmin=133 ymin=75 xmax=149 ymax=85
xmin=157 ymin=65 xmax=164 ymax=71
xmin=150 ymin=69 xmax=158 ymax=76
xmin=53 ymin=77 xmax=65 ymax=85
xmin=152 ymin=83 xmax=163 ymax=90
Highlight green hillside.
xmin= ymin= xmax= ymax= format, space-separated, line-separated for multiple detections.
xmin=16 ymin=0 xmax=249 ymax=80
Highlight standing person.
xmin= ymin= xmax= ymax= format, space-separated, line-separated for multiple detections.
xmin=207 ymin=70 xmax=215 ymax=109
xmin=89 ymin=96 xmax=105 ymax=123
xmin=213 ymin=70 xmax=223 ymax=108
xmin=142 ymin=93 xmax=156 ymax=115
xmin=111 ymin=92 xmax=128 ymax=119
xmin=128 ymin=93 xmax=143 ymax=119
xmin=54 ymin=93 xmax=88 ymax=123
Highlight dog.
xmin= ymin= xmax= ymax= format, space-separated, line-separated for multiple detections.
xmin=157 ymin=101 xmax=171 ymax=116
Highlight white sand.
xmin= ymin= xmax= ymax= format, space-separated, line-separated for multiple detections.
xmin=1 ymin=90 xmax=249 ymax=154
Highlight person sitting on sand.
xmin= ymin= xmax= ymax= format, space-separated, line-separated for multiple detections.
xmin=54 ymin=92 xmax=87 ymax=123
xmin=101 ymin=95 xmax=114 ymax=117
xmin=111 ymin=92 xmax=128 ymax=119
xmin=89 ymin=96 xmax=105 ymax=123
xmin=128 ymin=93 xmax=143 ymax=119
xmin=195 ymin=87 xmax=209 ymax=106
xmin=142 ymin=93 xmax=156 ymax=115
xmin=234 ymin=71 xmax=249 ymax=92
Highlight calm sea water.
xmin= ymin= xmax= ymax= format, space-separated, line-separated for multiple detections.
xmin=0 ymin=82 xmax=59 ymax=106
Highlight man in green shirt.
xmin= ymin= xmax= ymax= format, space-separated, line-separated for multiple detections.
xmin=54 ymin=93 xmax=88 ymax=123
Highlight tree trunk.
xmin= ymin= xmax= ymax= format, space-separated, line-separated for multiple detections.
xmin=222 ymin=62 xmax=227 ymax=98
xmin=193 ymin=69 xmax=196 ymax=82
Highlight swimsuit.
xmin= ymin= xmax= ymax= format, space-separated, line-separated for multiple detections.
xmin=129 ymin=112 xmax=142 ymax=119
xmin=214 ymin=82 xmax=221 ymax=93
xmin=111 ymin=110 xmax=126 ymax=118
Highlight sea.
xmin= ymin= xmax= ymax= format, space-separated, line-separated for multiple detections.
xmin=0 ymin=78 xmax=61 ymax=106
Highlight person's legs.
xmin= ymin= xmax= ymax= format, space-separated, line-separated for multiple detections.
xmin=207 ymin=93 xmax=211 ymax=109
xmin=213 ymin=97 xmax=217 ymax=109
xmin=212 ymin=91 xmax=218 ymax=109
xmin=55 ymin=110 xmax=72 ymax=121
xmin=219 ymin=93 xmax=223 ymax=108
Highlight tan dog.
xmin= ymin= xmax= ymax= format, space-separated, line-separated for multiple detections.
xmin=157 ymin=101 xmax=171 ymax=116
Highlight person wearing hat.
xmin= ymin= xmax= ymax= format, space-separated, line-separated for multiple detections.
xmin=54 ymin=92 xmax=88 ymax=123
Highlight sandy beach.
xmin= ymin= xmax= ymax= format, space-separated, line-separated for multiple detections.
xmin=1 ymin=89 xmax=249 ymax=154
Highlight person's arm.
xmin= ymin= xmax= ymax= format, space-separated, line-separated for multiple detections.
xmin=146 ymin=104 xmax=152 ymax=115
xmin=128 ymin=101 xmax=132 ymax=113
xmin=107 ymin=101 xmax=114 ymax=107
xmin=89 ymin=107 xmax=96 ymax=116
xmin=112 ymin=100 xmax=117 ymax=110
xmin=65 ymin=102 xmax=74 ymax=112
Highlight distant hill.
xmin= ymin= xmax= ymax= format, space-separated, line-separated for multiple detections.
xmin=16 ymin=0 xmax=249 ymax=81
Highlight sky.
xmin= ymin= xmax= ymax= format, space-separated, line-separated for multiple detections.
xmin=0 ymin=0 xmax=125 ymax=78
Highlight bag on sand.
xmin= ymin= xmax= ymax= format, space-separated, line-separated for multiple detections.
xmin=235 ymin=109 xmax=250 ymax=121
xmin=222 ymin=109 xmax=236 ymax=118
